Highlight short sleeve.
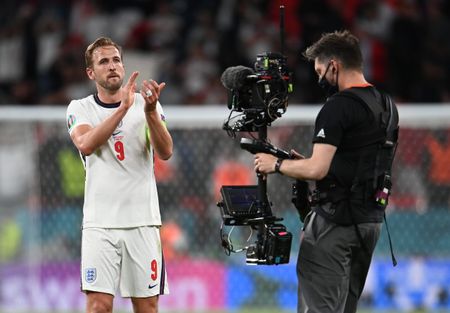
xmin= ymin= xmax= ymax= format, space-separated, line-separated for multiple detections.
xmin=312 ymin=94 xmax=373 ymax=147
xmin=156 ymin=101 xmax=167 ymax=127
xmin=312 ymin=98 xmax=347 ymax=147
xmin=66 ymin=100 xmax=92 ymax=134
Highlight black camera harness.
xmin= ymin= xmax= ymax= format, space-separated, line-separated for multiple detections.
xmin=312 ymin=88 xmax=399 ymax=266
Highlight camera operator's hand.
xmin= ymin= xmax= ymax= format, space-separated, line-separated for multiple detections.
xmin=254 ymin=153 xmax=277 ymax=175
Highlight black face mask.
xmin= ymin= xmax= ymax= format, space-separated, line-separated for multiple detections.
xmin=318 ymin=62 xmax=339 ymax=98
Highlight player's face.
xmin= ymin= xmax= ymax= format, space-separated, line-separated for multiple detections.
xmin=87 ymin=46 xmax=125 ymax=91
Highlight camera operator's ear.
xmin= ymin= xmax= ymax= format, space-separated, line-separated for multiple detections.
xmin=330 ymin=60 xmax=338 ymax=73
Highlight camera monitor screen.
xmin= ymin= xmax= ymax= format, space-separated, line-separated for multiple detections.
xmin=220 ymin=186 xmax=263 ymax=224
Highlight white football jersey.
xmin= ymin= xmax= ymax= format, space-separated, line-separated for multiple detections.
xmin=66 ymin=93 xmax=166 ymax=228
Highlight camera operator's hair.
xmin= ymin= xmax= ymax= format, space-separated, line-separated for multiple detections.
xmin=303 ymin=30 xmax=363 ymax=70
xmin=85 ymin=37 xmax=122 ymax=68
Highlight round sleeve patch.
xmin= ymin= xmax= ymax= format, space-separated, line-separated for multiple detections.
xmin=67 ymin=114 xmax=77 ymax=131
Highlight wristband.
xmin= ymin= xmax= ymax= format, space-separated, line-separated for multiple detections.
xmin=274 ymin=158 xmax=284 ymax=174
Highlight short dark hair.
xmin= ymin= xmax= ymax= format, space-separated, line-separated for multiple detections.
xmin=303 ymin=30 xmax=363 ymax=70
xmin=85 ymin=37 xmax=122 ymax=68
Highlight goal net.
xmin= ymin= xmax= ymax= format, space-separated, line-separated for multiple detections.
xmin=1 ymin=104 xmax=450 ymax=312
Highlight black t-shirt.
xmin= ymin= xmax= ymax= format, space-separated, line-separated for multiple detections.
xmin=312 ymin=86 xmax=385 ymax=225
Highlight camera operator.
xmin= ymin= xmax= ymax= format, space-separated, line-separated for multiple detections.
xmin=254 ymin=30 xmax=398 ymax=313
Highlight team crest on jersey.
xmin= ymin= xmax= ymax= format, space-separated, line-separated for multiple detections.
xmin=67 ymin=114 xmax=76 ymax=131
xmin=85 ymin=268 xmax=97 ymax=283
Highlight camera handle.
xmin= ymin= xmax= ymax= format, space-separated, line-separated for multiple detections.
xmin=240 ymin=138 xmax=291 ymax=159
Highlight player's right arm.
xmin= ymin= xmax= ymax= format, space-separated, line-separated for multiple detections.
xmin=70 ymin=108 xmax=127 ymax=156
xmin=70 ymin=71 xmax=139 ymax=156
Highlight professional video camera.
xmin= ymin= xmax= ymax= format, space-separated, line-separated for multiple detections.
xmin=217 ymin=5 xmax=296 ymax=265
xmin=221 ymin=52 xmax=293 ymax=136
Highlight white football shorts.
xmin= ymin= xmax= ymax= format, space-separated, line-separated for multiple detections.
xmin=81 ymin=226 xmax=169 ymax=297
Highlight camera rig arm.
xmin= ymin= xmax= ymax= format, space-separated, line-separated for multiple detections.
xmin=240 ymin=138 xmax=292 ymax=159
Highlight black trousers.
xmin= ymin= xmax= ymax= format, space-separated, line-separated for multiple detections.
xmin=297 ymin=212 xmax=381 ymax=313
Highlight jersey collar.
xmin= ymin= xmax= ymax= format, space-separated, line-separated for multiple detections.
xmin=93 ymin=93 xmax=121 ymax=108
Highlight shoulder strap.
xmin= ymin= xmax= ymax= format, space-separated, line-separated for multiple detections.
xmin=341 ymin=88 xmax=385 ymax=118
xmin=333 ymin=88 xmax=387 ymax=149
xmin=381 ymin=92 xmax=400 ymax=147
xmin=345 ymin=88 xmax=399 ymax=144
xmin=344 ymin=89 xmax=399 ymax=267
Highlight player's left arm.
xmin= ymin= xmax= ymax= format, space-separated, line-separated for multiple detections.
xmin=145 ymin=109 xmax=173 ymax=160
xmin=141 ymin=79 xmax=173 ymax=160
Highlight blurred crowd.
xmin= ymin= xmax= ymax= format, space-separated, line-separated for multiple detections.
xmin=0 ymin=0 xmax=449 ymax=106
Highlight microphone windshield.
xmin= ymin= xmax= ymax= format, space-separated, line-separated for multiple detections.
xmin=221 ymin=66 xmax=254 ymax=90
